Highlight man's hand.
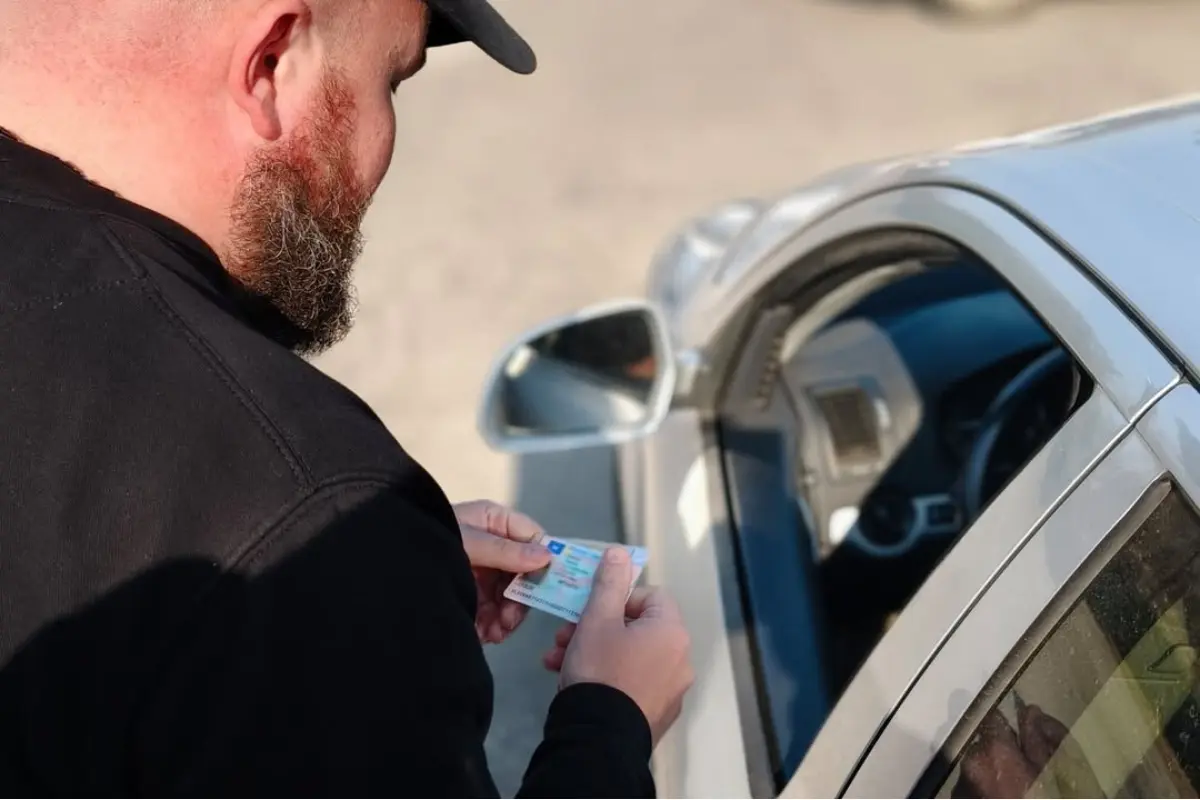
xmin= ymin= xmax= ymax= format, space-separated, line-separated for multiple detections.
xmin=454 ymin=500 xmax=551 ymax=645
xmin=542 ymin=547 xmax=694 ymax=746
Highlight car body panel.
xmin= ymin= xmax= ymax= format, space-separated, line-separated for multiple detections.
xmin=631 ymin=410 xmax=763 ymax=799
xmin=844 ymin=426 xmax=1168 ymax=797
xmin=637 ymin=182 xmax=1181 ymax=796
xmin=1136 ymin=386 xmax=1200 ymax=503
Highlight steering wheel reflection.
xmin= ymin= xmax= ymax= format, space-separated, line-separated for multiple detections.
xmin=958 ymin=347 xmax=1080 ymax=522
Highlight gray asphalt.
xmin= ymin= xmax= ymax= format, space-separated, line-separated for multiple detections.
xmin=314 ymin=0 xmax=1200 ymax=793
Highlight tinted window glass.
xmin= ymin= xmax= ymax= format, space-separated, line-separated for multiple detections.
xmin=725 ymin=250 xmax=1097 ymax=783
xmin=937 ymin=488 xmax=1200 ymax=799
xmin=782 ymin=257 xmax=1091 ymax=702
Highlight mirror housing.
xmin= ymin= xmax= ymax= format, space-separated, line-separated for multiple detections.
xmin=478 ymin=300 xmax=676 ymax=454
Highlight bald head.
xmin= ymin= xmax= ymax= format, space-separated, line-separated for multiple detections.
xmin=3 ymin=0 xmax=226 ymax=80
xmin=0 ymin=0 xmax=429 ymax=353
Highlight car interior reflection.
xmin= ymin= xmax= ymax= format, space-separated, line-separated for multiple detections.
xmin=719 ymin=248 xmax=1094 ymax=784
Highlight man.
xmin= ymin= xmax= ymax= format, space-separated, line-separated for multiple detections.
xmin=0 ymin=0 xmax=693 ymax=795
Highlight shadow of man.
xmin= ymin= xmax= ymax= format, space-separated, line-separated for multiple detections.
xmin=0 ymin=492 xmax=501 ymax=796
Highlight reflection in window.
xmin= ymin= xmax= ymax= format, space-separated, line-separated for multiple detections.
xmin=533 ymin=310 xmax=657 ymax=389
xmin=938 ymin=487 xmax=1200 ymax=799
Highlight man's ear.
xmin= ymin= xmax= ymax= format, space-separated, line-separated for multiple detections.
xmin=228 ymin=0 xmax=315 ymax=142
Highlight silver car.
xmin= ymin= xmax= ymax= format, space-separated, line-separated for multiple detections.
xmin=478 ymin=94 xmax=1200 ymax=798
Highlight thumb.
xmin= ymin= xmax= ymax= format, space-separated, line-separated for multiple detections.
xmin=582 ymin=547 xmax=633 ymax=623
xmin=462 ymin=527 xmax=551 ymax=572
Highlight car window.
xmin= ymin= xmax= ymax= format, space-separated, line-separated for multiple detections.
xmin=725 ymin=248 xmax=1106 ymax=785
xmin=781 ymin=256 xmax=1094 ymax=701
xmin=935 ymin=486 xmax=1200 ymax=799
xmin=776 ymin=195 xmax=1175 ymax=799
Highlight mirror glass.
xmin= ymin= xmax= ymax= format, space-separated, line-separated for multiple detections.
xmin=489 ymin=308 xmax=666 ymax=442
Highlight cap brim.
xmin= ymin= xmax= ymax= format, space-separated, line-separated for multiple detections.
xmin=425 ymin=0 xmax=537 ymax=75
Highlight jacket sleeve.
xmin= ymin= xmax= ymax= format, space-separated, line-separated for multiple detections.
xmin=134 ymin=479 xmax=655 ymax=798
xmin=133 ymin=481 xmax=503 ymax=797
xmin=517 ymin=682 xmax=656 ymax=798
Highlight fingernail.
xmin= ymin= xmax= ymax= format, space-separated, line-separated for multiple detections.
xmin=525 ymin=543 xmax=549 ymax=558
xmin=605 ymin=547 xmax=628 ymax=564
xmin=501 ymin=604 xmax=520 ymax=629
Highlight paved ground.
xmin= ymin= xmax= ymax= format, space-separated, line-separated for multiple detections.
xmin=314 ymin=0 xmax=1200 ymax=793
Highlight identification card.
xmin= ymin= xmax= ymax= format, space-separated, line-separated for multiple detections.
xmin=503 ymin=537 xmax=648 ymax=623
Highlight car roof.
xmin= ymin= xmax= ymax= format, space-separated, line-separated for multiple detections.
xmin=941 ymin=91 xmax=1200 ymax=228
xmin=774 ymin=93 xmax=1200 ymax=383
xmin=933 ymin=94 xmax=1200 ymax=383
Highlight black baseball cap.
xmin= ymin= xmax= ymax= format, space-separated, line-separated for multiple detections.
xmin=425 ymin=0 xmax=537 ymax=75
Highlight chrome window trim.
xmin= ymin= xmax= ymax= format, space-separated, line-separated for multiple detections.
xmin=843 ymin=424 xmax=1169 ymax=797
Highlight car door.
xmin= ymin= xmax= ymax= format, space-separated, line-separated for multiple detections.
xmin=684 ymin=185 xmax=1180 ymax=798
xmin=842 ymin=383 xmax=1200 ymax=798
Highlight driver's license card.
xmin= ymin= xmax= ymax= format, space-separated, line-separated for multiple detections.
xmin=503 ymin=537 xmax=648 ymax=623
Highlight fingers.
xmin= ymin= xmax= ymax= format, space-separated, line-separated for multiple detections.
xmin=461 ymin=526 xmax=550 ymax=572
xmin=625 ymin=586 xmax=683 ymax=623
xmin=478 ymin=605 xmax=528 ymax=645
xmin=625 ymin=588 xmax=654 ymax=619
xmin=580 ymin=547 xmax=633 ymax=624
xmin=454 ymin=500 xmax=545 ymax=543
xmin=543 ymin=646 xmax=566 ymax=672
xmin=500 ymin=600 xmax=528 ymax=633
xmin=477 ymin=612 xmax=505 ymax=645
xmin=482 ymin=620 xmax=503 ymax=644
xmin=542 ymin=623 xmax=577 ymax=671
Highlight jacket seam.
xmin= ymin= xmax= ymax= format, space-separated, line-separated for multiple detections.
xmin=0 ymin=192 xmax=80 ymax=214
xmin=0 ymin=192 xmax=207 ymax=258
xmin=226 ymin=473 xmax=410 ymax=571
xmin=98 ymin=221 xmax=312 ymax=486
xmin=0 ymin=278 xmax=136 ymax=315
xmin=163 ymin=474 xmax=414 ymax=651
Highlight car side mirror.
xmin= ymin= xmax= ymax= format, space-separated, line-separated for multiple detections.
xmin=478 ymin=300 xmax=676 ymax=454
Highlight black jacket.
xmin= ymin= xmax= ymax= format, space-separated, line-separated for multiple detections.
xmin=0 ymin=130 xmax=654 ymax=797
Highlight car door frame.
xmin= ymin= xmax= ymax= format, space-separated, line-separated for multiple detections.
xmin=692 ymin=184 xmax=1179 ymax=798
xmin=841 ymin=416 xmax=1174 ymax=797
xmin=630 ymin=184 xmax=1179 ymax=798
xmin=840 ymin=382 xmax=1200 ymax=798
